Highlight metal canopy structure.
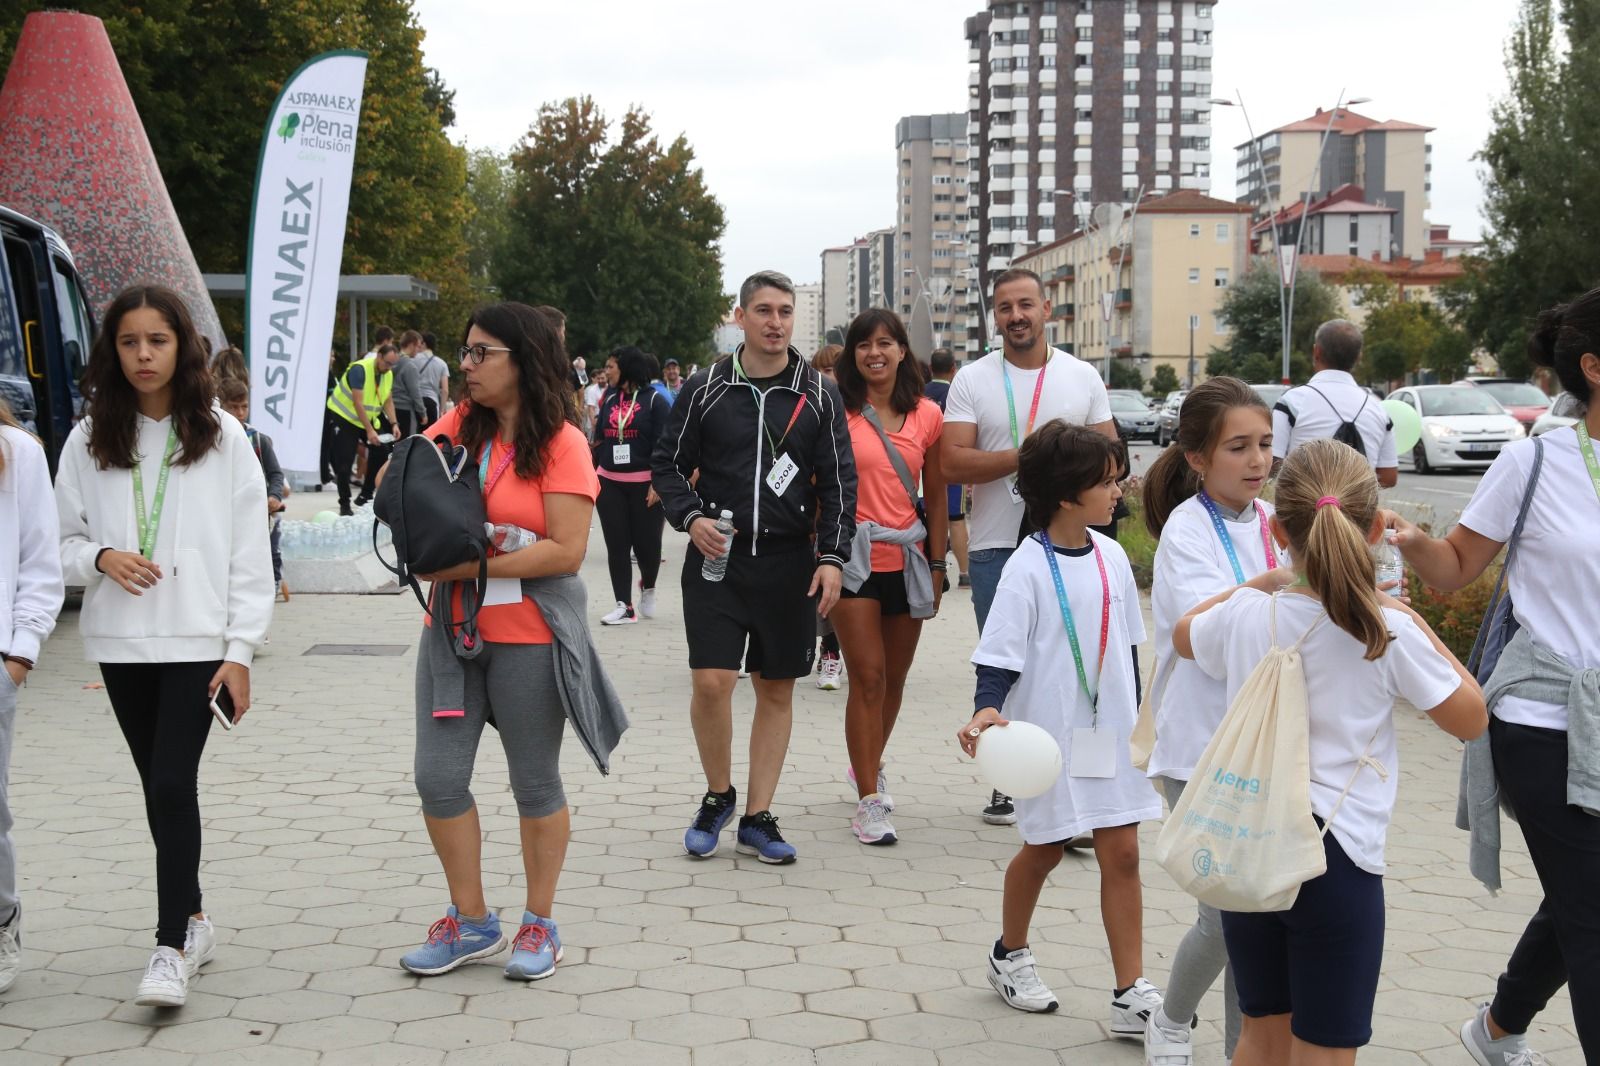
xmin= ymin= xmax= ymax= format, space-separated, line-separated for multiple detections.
xmin=202 ymin=273 xmax=439 ymax=360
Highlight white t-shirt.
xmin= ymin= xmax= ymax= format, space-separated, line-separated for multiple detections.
xmin=1190 ymin=590 xmax=1461 ymax=874
xmin=944 ymin=347 xmax=1113 ymax=551
xmin=1148 ymin=495 xmax=1288 ymax=781
xmin=1273 ymin=369 xmax=1398 ymax=470
xmin=583 ymin=383 xmax=603 ymax=413
xmin=1459 ymin=428 xmax=1600 ymax=731
xmin=972 ymin=532 xmax=1162 ymax=843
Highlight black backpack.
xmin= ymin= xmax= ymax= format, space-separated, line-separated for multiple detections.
xmin=1306 ymin=385 xmax=1370 ymax=459
xmin=373 ymin=435 xmax=489 ymax=627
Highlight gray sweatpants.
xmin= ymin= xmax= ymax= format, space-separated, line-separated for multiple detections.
xmin=0 ymin=675 xmax=15 ymax=919
xmin=414 ymin=642 xmax=567 ymax=819
xmin=1160 ymin=775 xmax=1242 ymax=1057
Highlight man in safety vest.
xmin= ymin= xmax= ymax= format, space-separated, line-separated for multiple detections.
xmin=326 ymin=342 xmax=402 ymax=515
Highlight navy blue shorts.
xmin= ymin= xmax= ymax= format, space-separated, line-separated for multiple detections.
xmin=1221 ymin=829 xmax=1384 ymax=1048
xmin=946 ymin=483 xmax=965 ymax=521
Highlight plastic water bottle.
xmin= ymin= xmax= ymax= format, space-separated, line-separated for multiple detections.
xmin=700 ymin=510 xmax=736 ymax=582
xmin=486 ymin=522 xmax=538 ymax=552
xmin=1374 ymin=532 xmax=1403 ymax=590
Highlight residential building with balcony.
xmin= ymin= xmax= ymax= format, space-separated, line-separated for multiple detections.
xmin=1251 ymin=184 xmax=1398 ymax=261
xmin=792 ymin=282 xmax=822 ymax=359
xmin=896 ymin=113 xmax=974 ymax=359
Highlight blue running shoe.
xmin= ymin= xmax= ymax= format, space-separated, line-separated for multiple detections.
xmin=736 ymin=811 xmax=797 ymax=864
xmin=400 ymin=906 xmax=505 ymax=975
xmin=684 ymin=788 xmax=738 ymax=857
xmin=504 ymin=912 xmax=563 ymax=981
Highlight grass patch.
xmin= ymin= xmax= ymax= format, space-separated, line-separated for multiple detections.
xmin=1119 ymin=496 xmax=1157 ymax=590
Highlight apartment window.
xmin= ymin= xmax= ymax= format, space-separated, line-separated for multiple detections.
xmin=1155 ymin=108 xmax=1172 ymax=121
xmin=1180 ymin=137 xmax=1210 ymax=150
xmin=1197 ymin=1 xmax=1213 ymax=17
xmin=1039 ymin=135 xmax=1056 ymax=148
xmin=1181 ymin=56 xmax=1212 ymax=71
xmin=933 ymin=193 xmax=953 ymax=202
xmin=1123 ymin=186 xmax=1140 ymax=200
xmin=1042 ymin=0 xmax=1057 ymax=11
xmin=1188 ymin=267 xmax=1200 ymax=284
xmin=934 ymin=248 xmax=954 ymax=259
xmin=903 ymin=287 xmax=913 ymax=298
xmin=1041 ymin=27 xmax=1057 ymax=42
xmin=1189 ymin=223 xmax=1200 ymax=237
xmin=1216 ymin=222 xmax=1230 ymax=240
xmin=1180 ymin=82 xmax=1200 ymax=96
xmin=990 ymin=59 xmax=1008 ymax=73
xmin=1124 ymin=27 xmax=1139 ymax=40
xmin=902 ymin=177 xmax=912 ymax=186
xmin=993 ymin=2 xmax=1014 ymax=14
xmin=1040 ymin=107 xmax=1056 ymax=122
xmin=1214 ymin=268 xmax=1230 ymax=288
xmin=1157 ymin=53 xmax=1173 ymax=69
xmin=1040 ymin=54 xmax=1056 ymax=68
xmin=1076 ymin=26 xmax=1093 ymax=40
xmin=1077 ymin=109 xmax=1093 ymax=121
xmin=901 ymin=250 xmax=913 ymax=260
xmin=992 ymin=165 xmax=1014 ymax=178
xmin=1125 ymin=0 xmax=1137 ymax=11
xmin=1213 ymin=312 xmax=1230 ymax=333
xmin=1123 ymin=53 xmax=1138 ymax=68
xmin=1077 ymin=53 xmax=1091 ymax=66
xmin=1123 ymin=107 xmax=1139 ymax=122
xmin=1349 ymin=218 xmax=1360 ymax=245
xmin=902 ymin=196 xmax=911 ymax=205
xmin=1180 ymin=109 xmax=1201 ymax=124
xmin=933 ymin=175 xmax=954 ymax=185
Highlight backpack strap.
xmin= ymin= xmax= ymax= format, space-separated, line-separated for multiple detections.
xmin=1269 ymin=591 xmax=1327 ymax=651
xmin=1319 ymin=723 xmax=1390 ymax=839
xmin=1306 ymin=384 xmax=1345 ymax=422
xmin=859 ymin=404 xmax=921 ymax=513
xmin=1466 ymin=437 xmax=1545 ymax=676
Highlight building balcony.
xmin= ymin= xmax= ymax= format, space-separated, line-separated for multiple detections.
xmin=1110 ymin=246 xmax=1133 ymax=266
xmin=1052 ymin=303 xmax=1076 ymax=321
xmin=1114 ymin=342 xmax=1134 ymax=356
xmin=1046 ymin=263 xmax=1075 ymax=282
xmin=1115 ymin=288 xmax=1133 ymax=309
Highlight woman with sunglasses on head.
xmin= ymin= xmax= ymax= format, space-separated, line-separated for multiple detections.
xmin=592 ymin=346 xmax=672 ymax=626
xmin=54 ymin=285 xmax=273 ymax=1008
xmin=399 ymin=303 xmax=619 ymax=984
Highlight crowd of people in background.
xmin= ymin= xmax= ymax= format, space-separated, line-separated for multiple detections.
xmin=0 ymin=267 xmax=1594 ymax=1066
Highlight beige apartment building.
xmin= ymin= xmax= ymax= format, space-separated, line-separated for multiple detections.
xmin=896 ymin=113 xmax=972 ymax=359
xmin=1015 ymin=188 xmax=1251 ymax=386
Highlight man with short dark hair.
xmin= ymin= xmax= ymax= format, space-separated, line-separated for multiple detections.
xmin=653 ymin=270 xmax=857 ymax=865
xmin=1272 ymin=318 xmax=1398 ymax=487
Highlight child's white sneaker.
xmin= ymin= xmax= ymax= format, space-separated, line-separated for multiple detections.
xmin=1111 ymin=977 xmax=1165 ymax=1037
xmin=1144 ymin=1008 xmax=1194 ymax=1065
xmin=986 ymin=945 xmax=1058 ymax=1013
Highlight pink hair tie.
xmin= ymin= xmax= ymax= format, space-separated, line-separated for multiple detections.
xmin=1316 ymin=495 xmax=1342 ymax=510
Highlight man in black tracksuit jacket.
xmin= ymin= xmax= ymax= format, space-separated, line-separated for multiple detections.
xmin=651 ymin=270 xmax=857 ymax=865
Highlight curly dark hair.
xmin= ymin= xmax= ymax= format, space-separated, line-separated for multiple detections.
xmin=455 ymin=302 xmax=576 ymax=479
xmin=83 ymin=285 xmax=220 ymax=470
xmin=835 ymin=308 xmax=924 ymax=416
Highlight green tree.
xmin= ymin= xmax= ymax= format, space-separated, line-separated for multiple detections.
xmin=1211 ymin=259 xmax=1341 ymax=382
xmin=464 ymin=148 xmax=513 ymax=286
xmin=1149 ymin=363 xmax=1180 ymax=397
xmin=1109 ymin=359 xmax=1144 ymax=390
xmin=498 ymin=97 xmax=728 ymax=360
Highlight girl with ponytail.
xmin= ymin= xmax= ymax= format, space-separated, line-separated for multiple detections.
xmin=1172 ymin=438 xmax=1485 ymax=1065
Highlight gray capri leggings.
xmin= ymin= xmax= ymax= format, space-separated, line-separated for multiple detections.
xmin=415 ymin=641 xmax=567 ymax=819
xmin=1159 ymin=775 xmax=1242 ymax=1057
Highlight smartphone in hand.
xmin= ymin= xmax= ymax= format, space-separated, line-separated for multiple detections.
xmin=209 ymin=685 xmax=237 ymax=731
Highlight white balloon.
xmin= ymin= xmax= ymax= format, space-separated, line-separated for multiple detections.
xmin=974 ymin=721 xmax=1063 ymax=800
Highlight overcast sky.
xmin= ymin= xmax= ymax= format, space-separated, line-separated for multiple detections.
xmin=412 ymin=0 xmax=1520 ymax=293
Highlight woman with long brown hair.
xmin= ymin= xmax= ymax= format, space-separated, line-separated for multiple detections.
xmin=54 ymin=285 xmax=273 ymax=1008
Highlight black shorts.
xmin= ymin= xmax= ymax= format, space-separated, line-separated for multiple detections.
xmin=682 ymin=542 xmax=817 ymax=679
xmin=839 ymin=569 xmax=911 ymax=616
xmin=1221 ymin=828 xmax=1385 ymax=1048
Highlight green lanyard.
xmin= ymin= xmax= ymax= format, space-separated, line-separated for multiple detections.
xmin=1577 ymin=422 xmax=1600 ymax=505
xmin=132 ymin=426 xmax=178 ymax=559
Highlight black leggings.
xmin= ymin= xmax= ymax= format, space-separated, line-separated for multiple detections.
xmin=328 ymin=417 xmax=391 ymax=508
xmin=596 ymin=478 xmax=663 ymax=605
xmin=100 ymin=661 xmax=220 ymax=949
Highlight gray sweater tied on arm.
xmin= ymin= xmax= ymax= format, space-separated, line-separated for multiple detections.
xmin=840 ymin=519 xmax=934 ymax=620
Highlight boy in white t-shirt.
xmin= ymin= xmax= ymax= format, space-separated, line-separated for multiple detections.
xmin=1175 ymin=439 xmax=1484 ymax=1065
xmin=958 ymin=421 xmax=1163 ymax=1036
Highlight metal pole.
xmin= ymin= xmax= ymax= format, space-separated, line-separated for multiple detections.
xmin=1226 ymin=92 xmax=1290 ymax=384
xmin=1188 ymin=317 xmax=1196 ymax=389
xmin=1285 ymin=89 xmax=1350 ymax=384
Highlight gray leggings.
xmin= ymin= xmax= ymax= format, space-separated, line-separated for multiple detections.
xmin=415 ymin=642 xmax=567 ymax=819
xmin=1160 ymin=775 xmax=1242 ymax=1057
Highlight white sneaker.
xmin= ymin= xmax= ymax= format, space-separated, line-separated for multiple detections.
xmin=183 ymin=915 xmax=216 ymax=978
xmin=851 ymin=795 xmax=897 ymax=845
xmin=816 ymin=651 xmax=844 ymax=691
xmin=986 ymin=946 xmax=1058 ymax=1013
xmin=134 ymin=946 xmax=188 ymax=1007
xmin=846 ymin=764 xmax=893 ymax=809
xmin=600 ymin=601 xmax=637 ymax=626
xmin=1111 ymin=977 xmax=1165 ymax=1037
xmin=1144 ymin=1010 xmax=1194 ymax=1065
xmin=0 ymin=907 xmax=18 ymax=993
xmin=638 ymin=587 xmax=657 ymax=619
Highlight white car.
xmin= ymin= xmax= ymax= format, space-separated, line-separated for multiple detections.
xmin=1388 ymin=384 xmax=1525 ymax=474
xmin=1532 ymin=391 xmax=1583 ymax=436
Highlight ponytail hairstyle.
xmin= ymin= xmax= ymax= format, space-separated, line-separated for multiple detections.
xmin=1528 ymin=287 xmax=1600 ymax=407
xmin=1142 ymin=376 xmax=1268 ymax=537
xmin=1274 ymin=438 xmax=1390 ymax=660
xmin=0 ymin=394 xmax=20 ymax=479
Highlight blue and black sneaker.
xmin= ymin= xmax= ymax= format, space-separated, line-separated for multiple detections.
xmin=684 ymin=788 xmax=738 ymax=857
xmin=736 ymin=810 xmax=797 ymax=865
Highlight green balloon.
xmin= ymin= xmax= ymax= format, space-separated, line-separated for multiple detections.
xmin=313 ymin=510 xmax=340 ymax=524
xmin=1383 ymin=398 xmax=1423 ymax=453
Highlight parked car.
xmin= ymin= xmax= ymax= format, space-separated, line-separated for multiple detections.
xmin=1249 ymin=383 xmax=1288 ymax=410
xmin=1532 ymin=391 xmax=1583 ymax=436
xmin=1109 ymin=392 xmax=1160 ymax=442
xmin=1454 ymin=378 xmax=1550 ymax=434
xmin=1155 ymin=389 xmax=1188 ymax=446
xmin=1 ymin=202 xmax=93 ymax=471
xmin=1388 ymin=384 xmax=1526 ymax=474
xmin=1109 ymin=388 xmax=1153 ymax=410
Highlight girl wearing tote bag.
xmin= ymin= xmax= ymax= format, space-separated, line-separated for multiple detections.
xmin=0 ymin=401 xmax=65 ymax=993
xmin=54 ymin=285 xmax=273 ymax=1008
xmin=1385 ymin=290 xmax=1600 ymax=1066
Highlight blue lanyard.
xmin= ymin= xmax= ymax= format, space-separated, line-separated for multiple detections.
xmin=1039 ymin=531 xmax=1110 ymax=713
xmin=1196 ymin=491 xmax=1277 ymax=585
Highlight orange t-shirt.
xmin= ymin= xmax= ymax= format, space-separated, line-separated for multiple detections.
xmin=425 ymin=409 xmax=600 ymax=643
xmin=845 ymin=398 xmax=944 ymax=573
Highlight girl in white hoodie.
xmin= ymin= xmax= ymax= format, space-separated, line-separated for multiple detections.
xmin=0 ymin=401 xmax=64 ymax=995
xmin=54 ymin=286 xmax=272 ymax=1008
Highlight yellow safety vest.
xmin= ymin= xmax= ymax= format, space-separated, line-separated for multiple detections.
xmin=326 ymin=354 xmax=393 ymax=429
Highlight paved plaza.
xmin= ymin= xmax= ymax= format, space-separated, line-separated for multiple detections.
xmin=0 ymin=515 xmax=1581 ymax=1064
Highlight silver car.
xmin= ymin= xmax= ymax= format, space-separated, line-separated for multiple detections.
xmin=1155 ymin=390 xmax=1188 ymax=446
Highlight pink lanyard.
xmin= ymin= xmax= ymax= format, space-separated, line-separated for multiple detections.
xmin=479 ymin=443 xmax=516 ymax=499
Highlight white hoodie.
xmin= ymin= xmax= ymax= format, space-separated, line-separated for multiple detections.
xmin=1 ymin=426 xmax=64 ymax=664
xmin=54 ymin=410 xmax=273 ymax=666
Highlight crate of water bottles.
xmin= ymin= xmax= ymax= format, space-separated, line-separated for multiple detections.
xmin=279 ymin=503 xmax=392 ymax=562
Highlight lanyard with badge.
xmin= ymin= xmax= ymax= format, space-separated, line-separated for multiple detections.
xmin=1577 ymin=422 xmax=1600 ymax=505
xmin=1038 ymin=530 xmax=1116 ymax=778
xmin=611 ymin=390 xmax=640 ymax=466
xmin=477 ymin=441 xmax=522 ymax=606
xmin=734 ymin=357 xmax=807 ymax=496
xmin=1196 ymin=490 xmax=1279 ymax=584
xmin=132 ymin=426 xmax=178 ymax=560
xmin=1003 ymin=353 xmax=1050 ymax=502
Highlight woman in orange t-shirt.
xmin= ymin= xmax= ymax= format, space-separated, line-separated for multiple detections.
xmin=400 ymin=302 xmax=600 ymax=983
xmin=832 ymin=309 xmax=947 ymax=848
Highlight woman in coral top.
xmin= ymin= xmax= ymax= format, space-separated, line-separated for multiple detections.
xmin=398 ymin=302 xmax=600 ymax=983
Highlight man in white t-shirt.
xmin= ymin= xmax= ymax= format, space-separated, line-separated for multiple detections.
xmin=942 ymin=267 xmax=1116 ymax=824
xmin=1272 ymin=320 xmax=1398 ymax=487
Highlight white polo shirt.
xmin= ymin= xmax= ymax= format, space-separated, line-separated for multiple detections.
xmin=1272 ymin=369 xmax=1398 ymax=469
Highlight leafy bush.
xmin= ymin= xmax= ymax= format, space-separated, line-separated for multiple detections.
xmin=1409 ymin=563 xmax=1502 ymax=664
xmin=1119 ymin=495 xmax=1157 ymax=590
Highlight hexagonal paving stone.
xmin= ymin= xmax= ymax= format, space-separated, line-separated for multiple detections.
xmin=20 ymin=1019 xmax=150 ymax=1057
xmin=146 ymin=1017 xmax=276 ymax=1054
xmin=581 ymin=986 xmax=692 ymax=1021
xmin=632 ymin=1011 xmax=749 ymax=1047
